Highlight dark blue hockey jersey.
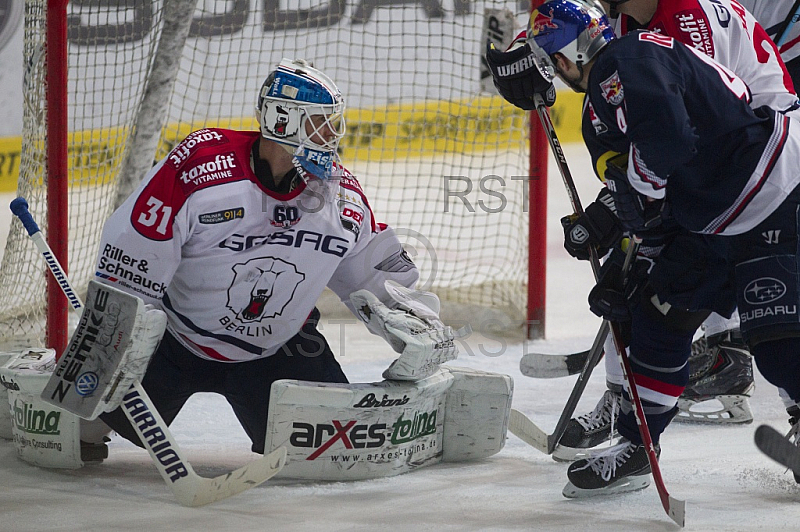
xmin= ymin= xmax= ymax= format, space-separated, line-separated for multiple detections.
xmin=582 ymin=30 xmax=800 ymax=235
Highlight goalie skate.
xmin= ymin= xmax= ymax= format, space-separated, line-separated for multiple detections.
xmin=675 ymin=337 xmax=754 ymax=424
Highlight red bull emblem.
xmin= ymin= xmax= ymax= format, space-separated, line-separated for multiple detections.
xmin=600 ymin=71 xmax=624 ymax=105
xmin=586 ymin=17 xmax=603 ymax=39
xmin=530 ymin=7 xmax=558 ymax=35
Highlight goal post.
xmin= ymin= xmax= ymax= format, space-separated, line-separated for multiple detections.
xmin=1 ymin=0 xmax=548 ymax=351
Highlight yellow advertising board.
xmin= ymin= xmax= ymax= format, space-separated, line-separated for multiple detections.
xmin=0 ymin=91 xmax=585 ymax=193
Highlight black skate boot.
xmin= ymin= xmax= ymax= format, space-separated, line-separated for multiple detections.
xmin=563 ymin=438 xmax=659 ymax=497
xmin=552 ymin=385 xmax=622 ymax=462
xmin=675 ymin=333 xmax=754 ymax=424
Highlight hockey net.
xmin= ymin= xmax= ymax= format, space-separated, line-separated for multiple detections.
xmin=0 ymin=0 xmax=538 ymax=349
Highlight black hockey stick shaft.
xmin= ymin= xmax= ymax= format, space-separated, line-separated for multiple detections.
xmin=533 ymin=96 xmax=685 ymax=526
xmin=545 ymin=320 xmax=609 ymax=453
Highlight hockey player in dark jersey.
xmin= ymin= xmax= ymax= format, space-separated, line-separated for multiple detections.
xmin=495 ymin=0 xmax=800 ymax=496
xmin=556 ymin=0 xmax=800 ymax=459
xmin=488 ymin=0 xmax=800 ymax=462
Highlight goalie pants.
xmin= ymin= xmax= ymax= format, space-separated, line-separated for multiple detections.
xmin=100 ymin=308 xmax=348 ymax=454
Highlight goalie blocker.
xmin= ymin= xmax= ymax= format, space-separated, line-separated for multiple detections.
xmin=41 ymin=279 xmax=166 ymax=420
xmin=0 ymin=280 xmax=166 ymax=469
xmin=265 ymin=365 xmax=513 ymax=480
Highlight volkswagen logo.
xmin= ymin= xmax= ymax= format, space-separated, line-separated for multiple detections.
xmin=75 ymin=371 xmax=99 ymax=396
xmin=744 ymin=277 xmax=787 ymax=305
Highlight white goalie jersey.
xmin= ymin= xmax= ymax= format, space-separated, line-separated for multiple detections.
xmin=95 ymin=128 xmax=419 ymax=362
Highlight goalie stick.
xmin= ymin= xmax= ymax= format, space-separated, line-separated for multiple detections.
xmin=530 ymin=96 xmax=685 ymax=526
xmin=10 ymin=196 xmax=287 ymax=507
xmin=754 ymin=424 xmax=800 ymax=477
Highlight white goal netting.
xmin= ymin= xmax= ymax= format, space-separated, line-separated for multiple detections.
xmin=0 ymin=0 xmax=535 ymax=347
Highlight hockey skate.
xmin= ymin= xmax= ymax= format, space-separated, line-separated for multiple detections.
xmin=674 ymin=333 xmax=754 ymax=424
xmin=552 ymin=386 xmax=622 ymax=462
xmin=562 ymin=438 xmax=658 ymax=498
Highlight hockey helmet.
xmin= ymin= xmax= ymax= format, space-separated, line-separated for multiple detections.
xmin=527 ymin=0 xmax=615 ymax=67
xmin=256 ymin=59 xmax=346 ymax=180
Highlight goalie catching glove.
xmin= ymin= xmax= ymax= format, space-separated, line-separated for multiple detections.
xmin=350 ymin=281 xmax=468 ymax=381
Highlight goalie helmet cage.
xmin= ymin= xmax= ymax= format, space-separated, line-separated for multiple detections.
xmin=1 ymin=0 xmax=549 ymax=354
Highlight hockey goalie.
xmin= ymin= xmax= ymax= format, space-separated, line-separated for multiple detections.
xmin=4 ymin=58 xmax=512 ymax=485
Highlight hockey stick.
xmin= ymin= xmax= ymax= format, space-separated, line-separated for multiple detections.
xmin=10 ymin=196 xmax=287 ymax=507
xmin=531 ymin=97 xmax=685 ymax=526
xmin=754 ymin=424 xmax=800 ymax=475
xmin=775 ymin=0 xmax=800 ymax=47
xmin=519 ymin=324 xmax=607 ymax=378
xmin=510 ymin=319 xmax=609 ymax=453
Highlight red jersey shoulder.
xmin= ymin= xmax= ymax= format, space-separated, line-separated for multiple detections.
xmin=131 ymin=129 xmax=257 ymax=241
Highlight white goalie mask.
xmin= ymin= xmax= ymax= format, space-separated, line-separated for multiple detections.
xmin=256 ymin=58 xmax=346 ymax=181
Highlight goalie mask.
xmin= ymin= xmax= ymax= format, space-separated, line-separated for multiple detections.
xmin=256 ymin=59 xmax=346 ymax=181
xmin=527 ymin=0 xmax=615 ymax=69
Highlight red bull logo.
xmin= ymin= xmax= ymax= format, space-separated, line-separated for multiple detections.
xmin=530 ymin=8 xmax=558 ymax=35
xmin=600 ymin=71 xmax=624 ymax=105
xmin=586 ymin=17 xmax=603 ymax=39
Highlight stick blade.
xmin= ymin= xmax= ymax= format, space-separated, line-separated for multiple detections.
xmin=520 ymin=350 xmax=591 ymax=379
xmin=508 ymin=409 xmax=549 ymax=453
xmin=667 ymin=495 xmax=686 ymax=527
xmin=179 ymin=446 xmax=288 ymax=507
xmin=754 ymin=424 xmax=800 ymax=472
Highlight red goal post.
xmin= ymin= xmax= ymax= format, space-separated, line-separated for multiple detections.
xmin=1 ymin=0 xmax=549 ymax=352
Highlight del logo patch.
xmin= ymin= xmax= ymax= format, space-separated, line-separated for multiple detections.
xmin=600 ymin=71 xmax=624 ymax=105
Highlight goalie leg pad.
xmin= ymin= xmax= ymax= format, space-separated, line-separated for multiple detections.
xmin=0 ymin=351 xmax=18 ymax=439
xmin=263 ymin=366 xmax=512 ymax=480
xmin=0 ymin=348 xmax=84 ymax=469
xmin=441 ymin=366 xmax=513 ymax=462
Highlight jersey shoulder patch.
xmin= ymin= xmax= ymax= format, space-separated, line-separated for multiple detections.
xmin=335 ymin=165 xmax=377 ymax=234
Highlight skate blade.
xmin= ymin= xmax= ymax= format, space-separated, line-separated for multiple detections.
xmin=562 ymin=474 xmax=651 ymax=498
xmin=674 ymin=394 xmax=753 ymax=424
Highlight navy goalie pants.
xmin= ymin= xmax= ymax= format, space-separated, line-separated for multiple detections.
xmin=100 ymin=308 xmax=348 ymax=454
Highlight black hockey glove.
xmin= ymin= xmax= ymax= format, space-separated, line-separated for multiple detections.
xmin=588 ymin=246 xmax=650 ymax=322
xmin=604 ymin=154 xmax=669 ymax=233
xmin=561 ymin=188 xmax=623 ymax=261
xmin=485 ymin=42 xmax=556 ymax=110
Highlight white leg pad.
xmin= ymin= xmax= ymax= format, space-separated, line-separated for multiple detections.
xmin=441 ymin=366 xmax=514 ymax=462
xmin=264 ymin=366 xmax=513 ymax=480
xmin=0 ymin=348 xmax=84 ymax=469
xmin=0 ymin=351 xmax=18 ymax=440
